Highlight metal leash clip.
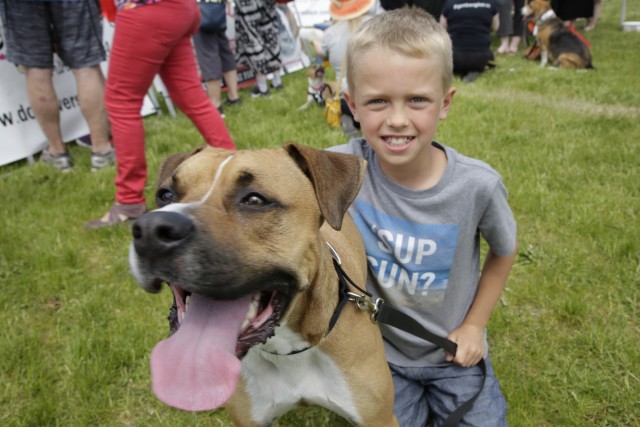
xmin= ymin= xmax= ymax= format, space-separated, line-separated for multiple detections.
xmin=347 ymin=292 xmax=384 ymax=322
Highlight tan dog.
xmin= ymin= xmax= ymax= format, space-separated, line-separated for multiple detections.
xmin=522 ymin=0 xmax=593 ymax=69
xmin=129 ymin=144 xmax=398 ymax=426
xmin=297 ymin=65 xmax=338 ymax=110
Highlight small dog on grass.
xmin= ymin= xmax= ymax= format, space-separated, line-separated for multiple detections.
xmin=522 ymin=0 xmax=593 ymax=69
xmin=297 ymin=65 xmax=338 ymax=110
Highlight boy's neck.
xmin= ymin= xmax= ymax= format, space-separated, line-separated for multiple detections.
xmin=380 ymin=143 xmax=447 ymax=191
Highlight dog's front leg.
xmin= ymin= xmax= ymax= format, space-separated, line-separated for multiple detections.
xmin=540 ymin=50 xmax=549 ymax=67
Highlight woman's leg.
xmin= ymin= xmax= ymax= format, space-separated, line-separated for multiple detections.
xmin=509 ymin=0 xmax=524 ymax=53
xmin=105 ymin=10 xmax=159 ymax=205
xmin=159 ymin=35 xmax=235 ymax=150
xmin=496 ymin=0 xmax=513 ymax=54
xmin=585 ymin=0 xmax=602 ymax=31
xmin=88 ymin=7 xmax=161 ymax=226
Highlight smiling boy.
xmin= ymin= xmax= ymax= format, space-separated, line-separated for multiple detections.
xmin=329 ymin=7 xmax=518 ymax=426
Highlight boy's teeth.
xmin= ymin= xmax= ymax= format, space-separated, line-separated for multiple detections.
xmin=386 ymin=137 xmax=409 ymax=146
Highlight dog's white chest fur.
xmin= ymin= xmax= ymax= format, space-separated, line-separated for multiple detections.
xmin=241 ymin=325 xmax=361 ymax=425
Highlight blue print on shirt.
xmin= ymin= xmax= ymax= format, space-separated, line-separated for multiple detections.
xmin=352 ymin=200 xmax=458 ymax=307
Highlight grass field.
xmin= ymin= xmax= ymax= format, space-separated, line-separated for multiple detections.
xmin=1 ymin=2 xmax=639 ymax=425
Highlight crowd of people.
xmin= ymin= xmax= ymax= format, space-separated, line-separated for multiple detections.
xmin=2 ymin=0 xmax=604 ymax=423
xmin=1 ymin=0 xmax=603 ymax=179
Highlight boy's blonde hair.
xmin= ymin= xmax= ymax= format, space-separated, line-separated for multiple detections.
xmin=346 ymin=7 xmax=453 ymax=95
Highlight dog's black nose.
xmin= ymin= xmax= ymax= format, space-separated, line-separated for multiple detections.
xmin=132 ymin=211 xmax=195 ymax=255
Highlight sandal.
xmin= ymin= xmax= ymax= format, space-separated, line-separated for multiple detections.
xmin=85 ymin=203 xmax=147 ymax=229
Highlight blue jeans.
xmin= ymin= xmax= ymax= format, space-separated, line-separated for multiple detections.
xmin=389 ymin=357 xmax=507 ymax=427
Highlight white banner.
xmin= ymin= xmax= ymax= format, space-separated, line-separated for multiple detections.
xmin=0 ymin=20 xmax=155 ymax=167
xmin=288 ymin=0 xmax=332 ymax=27
xmin=0 ymin=57 xmax=87 ymax=166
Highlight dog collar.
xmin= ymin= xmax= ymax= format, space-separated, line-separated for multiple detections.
xmin=325 ymin=242 xmax=381 ymax=331
xmin=538 ymin=9 xmax=556 ymax=22
xmin=533 ymin=9 xmax=556 ymax=36
xmin=261 ymin=242 xmax=373 ymax=357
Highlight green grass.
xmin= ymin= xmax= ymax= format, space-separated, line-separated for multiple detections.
xmin=1 ymin=2 xmax=639 ymax=425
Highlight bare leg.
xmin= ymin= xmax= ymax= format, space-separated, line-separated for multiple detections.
xmin=255 ymin=73 xmax=268 ymax=93
xmin=205 ymin=79 xmax=223 ymax=108
xmin=509 ymin=36 xmax=521 ymax=53
xmin=25 ymin=68 xmax=65 ymax=154
xmin=271 ymin=68 xmax=282 ymax=87
xmin=497 ymin=37 xmax=510 ymax=54
xmin=585 ymin=0 xmax=602 ymax=31
xmin=73 ymin=66 xmax=111 ymax=154
xmin=223 ymin=69 xmax=240 ymax=101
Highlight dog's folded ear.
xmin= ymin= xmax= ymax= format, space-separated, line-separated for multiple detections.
xmin=285 ymin=143 xmax=366 ymax=231
xmin=156 ymin=146 xmax=207 ymax=189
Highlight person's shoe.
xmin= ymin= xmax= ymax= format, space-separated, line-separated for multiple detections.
xmin=75 ymin=135 xmax=92 ymax=149
xmin=85 ymin=202 xmax=147 ymax=229
xmin=251 ymin=86 xmax=270 ymax=98
xmin=271 ymin=82 xmax=284 ymax=91
xmin=91 ymin=148 xmax=116 ymax=171
xmin=217 ymin=105 xmax=225 ymax=118
xmin=225 ymin=97 xmax=242 ymax=107
xmin=40 ymin=148 xmax=73 ymax=172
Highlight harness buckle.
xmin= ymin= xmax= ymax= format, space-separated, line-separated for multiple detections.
xmin=347 ymin=292 xmax=369 ymax=311
xmin=347 ymin=292 xmax=384 ymax=323
xmin=371 ymin=297 xmax=384 ymax=323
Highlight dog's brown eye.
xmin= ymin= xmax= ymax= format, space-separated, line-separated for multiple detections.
xmin=241 ymin=193 xmax=269 ymax=208
xmin=156 ymin=188 xmax=175 ymax=207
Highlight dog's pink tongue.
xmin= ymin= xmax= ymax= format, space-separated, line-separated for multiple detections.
xmin=150 ymin=293 xmax=252 ymax=412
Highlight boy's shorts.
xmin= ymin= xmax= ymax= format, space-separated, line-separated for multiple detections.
xmin=390 ymin=356 xmax=507 ymax=427
xmin=193 ymin=31 xmax=237 ymax=81
xmin=0 ymin=0 xmax=104 ymax=69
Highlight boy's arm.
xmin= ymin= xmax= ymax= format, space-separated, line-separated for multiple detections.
xmin=446 ymin=242 xmax=518 ymax=367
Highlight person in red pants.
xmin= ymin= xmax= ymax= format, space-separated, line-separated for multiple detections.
xmin=87 ymin=0 xmax=236 ymax=228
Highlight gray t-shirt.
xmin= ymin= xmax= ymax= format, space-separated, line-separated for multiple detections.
xmin=329 ymin=139 xmax=517 ymax=367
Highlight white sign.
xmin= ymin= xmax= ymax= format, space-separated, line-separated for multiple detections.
xmin=288 ymin=0 xmax=332 ymax=27
xmin=0 ymin=19 xmax=155 ymax=167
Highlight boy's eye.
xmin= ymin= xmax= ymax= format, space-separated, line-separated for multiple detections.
xmin=410 ymin=96 xmax=428 ymax=103
xmin=368 ymin=98 xmax=386 ymax=106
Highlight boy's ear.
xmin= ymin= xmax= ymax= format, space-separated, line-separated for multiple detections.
xmin=343 ymin=91 xmax=360 ymax=123
xmin=439 ymin=87 xmax=456 ymax=121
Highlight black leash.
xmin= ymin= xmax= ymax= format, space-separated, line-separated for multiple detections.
xmin=328 ymin=243 xmax=487 ymax=427
xmin=375 ymin=303 xmax=487 ymax=427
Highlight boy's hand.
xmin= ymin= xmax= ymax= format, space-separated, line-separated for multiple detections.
xmin=446 ymin=323 xmax=485 ymax=367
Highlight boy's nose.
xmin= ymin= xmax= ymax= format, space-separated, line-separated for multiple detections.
xmin=387 ymin=105 xmax=409 ymax=128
